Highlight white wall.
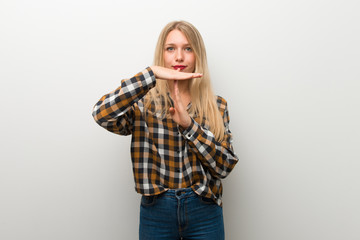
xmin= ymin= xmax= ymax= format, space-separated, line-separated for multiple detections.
xmin=1 ymin=0 xmax=359 ymax=239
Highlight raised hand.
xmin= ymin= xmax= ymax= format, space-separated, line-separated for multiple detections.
xmin=151 ymin=66 xmax=202 ymax=81
xmin=169 ymin=80 xmax=192 ymax=128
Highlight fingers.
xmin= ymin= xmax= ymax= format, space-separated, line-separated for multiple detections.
xmin=151 ymin=66 xmax=202 ymax=81
xmin=176 ymin=72 xmax=203 ymax=80
xmin=190 ymin=73 xmax=203 ymax=79
xmin=176 ymin=68 xmax=202 ymax=80
xmin=174 ymin=80 xmax=179 ymax=97
xmin=168 ymin=81 xmax=191 ymax=127
xmin=173 ymin=80 xmax=183 ymax=108
xmin=169 ymin=81 xmax=182 ymax=116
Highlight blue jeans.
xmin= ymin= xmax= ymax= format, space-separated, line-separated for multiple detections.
xmin=139 ymin=188 xmax=224 ymax=240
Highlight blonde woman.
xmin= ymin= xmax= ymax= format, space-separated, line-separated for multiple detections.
xmin=92 ymin=20 xmax=238 ymax=240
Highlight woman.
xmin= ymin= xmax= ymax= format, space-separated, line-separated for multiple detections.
xmin=92 ymin=20 xmax=238 ymax=240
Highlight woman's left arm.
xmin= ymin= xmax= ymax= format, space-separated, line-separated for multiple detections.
xmin=181 ymin=98 xmax=239 ymax=179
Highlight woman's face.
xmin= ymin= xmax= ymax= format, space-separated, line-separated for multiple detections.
xmin=163 ymin=30 xmax=195 ymax=73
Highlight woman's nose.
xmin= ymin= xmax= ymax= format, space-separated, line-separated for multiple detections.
xmin=176 ymin=50 xmax=184 ymax=61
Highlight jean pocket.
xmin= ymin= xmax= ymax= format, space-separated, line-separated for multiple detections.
xmin=141 ymin=195 xmax=158 ymax=207
xmin=199 ymin=196 xmax=216 ymax=205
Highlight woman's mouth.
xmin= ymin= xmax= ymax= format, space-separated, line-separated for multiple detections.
xmin=173 ymin=65 xmax=186 ymax=70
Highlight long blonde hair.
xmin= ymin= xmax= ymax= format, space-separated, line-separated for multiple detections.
xmin=145 ymin=20 xmax=225 ymax=142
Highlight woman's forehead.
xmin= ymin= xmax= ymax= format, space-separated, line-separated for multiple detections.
xmin=165 ymin=30 xmax=190 ymax=45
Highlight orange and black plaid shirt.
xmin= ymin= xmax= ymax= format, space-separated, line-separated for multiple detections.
xmin=92 ymin=67 xmax=238 ymax=205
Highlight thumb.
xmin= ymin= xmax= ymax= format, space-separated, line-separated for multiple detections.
xmin=169 ymin=107 xmax=176 ymax=115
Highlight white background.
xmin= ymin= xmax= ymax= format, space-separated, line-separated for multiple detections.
xmin=1 ymin=0 xmax=359 ymax=239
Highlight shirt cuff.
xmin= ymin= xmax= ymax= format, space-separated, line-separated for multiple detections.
xmin=141 ymin=66 xmax=156 ymax=87
xmin=180 ymin=118 xmax=200 ymax=141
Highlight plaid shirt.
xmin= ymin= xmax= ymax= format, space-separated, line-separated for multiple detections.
xmin=92 ymin=67 xmax=238 ymax=205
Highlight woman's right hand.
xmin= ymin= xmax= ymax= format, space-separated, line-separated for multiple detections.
xmin=151 ymin=66 xmax=202 ymax=80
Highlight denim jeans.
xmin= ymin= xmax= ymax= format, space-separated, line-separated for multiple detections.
xmin=139 ymin=188 xmax=224 ymax=240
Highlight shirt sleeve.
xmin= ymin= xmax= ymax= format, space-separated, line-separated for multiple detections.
xmin=180 ymin=98 xmax=239 ymax=179
xmin=92 ymin=67 xmax=156 ymax=135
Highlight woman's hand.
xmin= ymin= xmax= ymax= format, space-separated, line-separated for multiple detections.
xmin=151 ymin=66 xmax=200 ymax=128
xmin=169 ymin=80 xmax=192 ymax=128
xmin=151 ymin=66 xmax=202 ymax=80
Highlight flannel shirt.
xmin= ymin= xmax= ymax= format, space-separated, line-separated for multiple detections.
xmin=92 ymin=67 xmax=238 ymax=205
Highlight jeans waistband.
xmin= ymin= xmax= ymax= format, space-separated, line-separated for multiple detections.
xmin=163 ymin=188 xmax=195 ymax=198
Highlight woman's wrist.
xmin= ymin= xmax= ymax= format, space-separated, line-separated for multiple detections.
xmin=180 ymin=117 xmax=192 ymax=128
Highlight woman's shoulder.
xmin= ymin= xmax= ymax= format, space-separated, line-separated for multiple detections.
xmin=215 ymin=95 xmax=228 ymax=111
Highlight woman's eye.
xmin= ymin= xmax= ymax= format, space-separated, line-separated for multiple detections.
xmin=185 ymin=47 xmax=192 ymax=52
xmin=166 ymin=47 xmax=174 ymax=51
